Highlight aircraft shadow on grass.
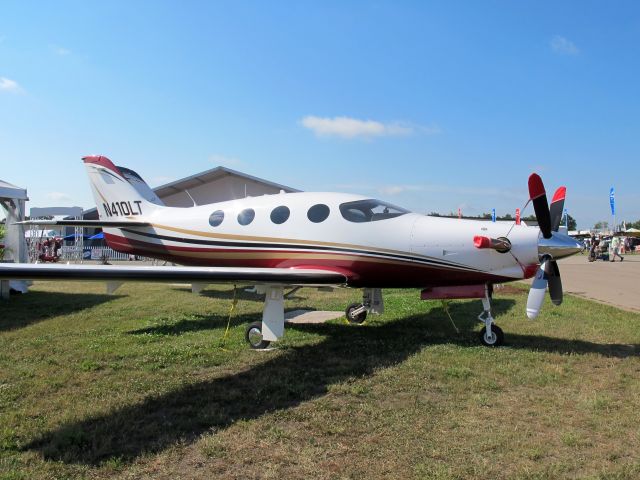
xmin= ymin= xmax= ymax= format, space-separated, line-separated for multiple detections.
xmin=0 ymin=291 xmax=122 ymax=332
xmin=170 ymin=286 xmax=266 ymax=303
xmin=25 ymin=297 xmax=638 ymax=466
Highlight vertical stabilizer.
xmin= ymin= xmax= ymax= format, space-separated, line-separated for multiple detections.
xmin=82 ymin=155 xmax=163 ymax=220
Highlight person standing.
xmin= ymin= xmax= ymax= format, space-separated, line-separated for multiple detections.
xmin=611 ymin=236 xmax=624 ymax=262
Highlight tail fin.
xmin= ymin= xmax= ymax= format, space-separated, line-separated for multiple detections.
xmin=83 ymin=155 xmax=163 ymax=220
xmin=117 ymin=166 xmax=165 ymax=206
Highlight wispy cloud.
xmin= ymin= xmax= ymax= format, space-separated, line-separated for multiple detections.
xmin=301 ymin=115 xmax=440 ymax=139
xmin=47 ymin=192 xmax=72 ymax=202
xmin=49 ymin=44 xmax=71 ymax=56
xmin=0 ymin=77 xmax=23 ymax=94
xmin=550 ymin=35 xmax=579 ymax=55
xmin=209 ymin=153 xmax=245 ymax=168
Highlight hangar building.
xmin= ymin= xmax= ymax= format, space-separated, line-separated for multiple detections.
xmin=84 ymin=165 xmax=300 ymax=219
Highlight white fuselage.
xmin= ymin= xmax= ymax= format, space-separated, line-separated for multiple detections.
xmin=102 ymin=191 xmax=541 ymax=288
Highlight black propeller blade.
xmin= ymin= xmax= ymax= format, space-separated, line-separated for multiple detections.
xmin=549 ymin=186 xmax=566 ymax=232
xmin=528 ymin=174 xmax=552 ymax=239
xmin=547 ymin=260 xmax=563 ymax=305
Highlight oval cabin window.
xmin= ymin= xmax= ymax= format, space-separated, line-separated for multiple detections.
xmin=237 ymin=208 xmax=256 ymax=226
xmin=270 ymin=206 xmax=290 ymax=224
xmin=209 ymin=210 xmax=224 ymax=227
xmin=307 ymin=204 xmax=330 ymax=223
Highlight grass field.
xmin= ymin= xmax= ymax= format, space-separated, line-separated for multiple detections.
xmin=0 ymin=281 xmax=639 ymax=479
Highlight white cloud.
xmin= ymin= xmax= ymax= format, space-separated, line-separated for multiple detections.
xmin=47 ymin=192 xmax=73 ymax=201
xmin=550 ymin=35 xmax=579 ymax=55
xmin=0 ymin=77 xmax=22 ymax=94
xmin=301 ymin=115 xmax=439 ymax=139
xmin=209 ymin=153 xmax=244 ymax=168
xmin=50 ymin=44 xmax=71 ymax=56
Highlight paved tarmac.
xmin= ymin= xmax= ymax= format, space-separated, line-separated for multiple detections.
xmin=554 ymin=253 xmax=640 ymax=312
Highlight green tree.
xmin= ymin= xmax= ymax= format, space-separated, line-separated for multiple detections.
xmin=594 ymin=221 xmax=608 ymax=230
xmin=625 ymin=220 xmax=640 ymax=230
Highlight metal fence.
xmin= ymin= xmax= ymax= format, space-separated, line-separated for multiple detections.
xmin=60 ymin=246 xmax=151 ymax=262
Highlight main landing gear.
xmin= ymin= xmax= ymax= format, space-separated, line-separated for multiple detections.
xmin=243 ymin=285 xmax=284 ymax=350
xmin=478 ymin=285 xmax=504 ymax=347
xmin=345 ymin=288 xmax=384 ymax=324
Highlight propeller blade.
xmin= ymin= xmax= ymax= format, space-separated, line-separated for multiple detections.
xmin=548 ymin=260 xmax=563 ymax=305
xmin=549 ymin=186 xmax=566 ymax=232
xmin=528 ymin=173 xmax=552 ymax=239
xmin=526 ymin=259 xmax=549 ymax=319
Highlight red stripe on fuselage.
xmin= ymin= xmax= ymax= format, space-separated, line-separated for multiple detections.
xmin=104 ymin=232 xmax=513 ymax=288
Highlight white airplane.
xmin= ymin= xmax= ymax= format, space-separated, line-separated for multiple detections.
xmin=0 ymin=155 xmax=581 ymax=348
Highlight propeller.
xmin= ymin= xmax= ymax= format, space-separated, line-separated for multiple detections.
xmin=525 ymin=174 xmax=570 ymax=319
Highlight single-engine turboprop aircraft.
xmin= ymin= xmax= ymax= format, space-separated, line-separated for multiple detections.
xmin=0 ymin=156 xmax=581 ymax=348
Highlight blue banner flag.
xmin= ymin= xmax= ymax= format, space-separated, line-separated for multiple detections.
xmin=491 ymin=208 xmax=496 ymax=222
xmin=609 ymin=187 xmax=615 ymax=216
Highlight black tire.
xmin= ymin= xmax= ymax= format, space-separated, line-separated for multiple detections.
xmin=245 ymin=321 xmax=271 ymax=349
xmin=479 ymin=324 xmax=504 ymax=347
xmin=345 ymin=303 xmax=367 ymax=324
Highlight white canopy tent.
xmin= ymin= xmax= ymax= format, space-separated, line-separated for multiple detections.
xmin=0 ymin=179 xmax=29 ymax=297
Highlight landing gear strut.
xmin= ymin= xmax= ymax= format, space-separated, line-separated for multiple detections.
xmin=244 ymin=285 xmax=284 ymax=350
xmin=345 ymin=288 xmax=384 ymax=324
xmin=478 ymin=285 xmax=504 ymax=347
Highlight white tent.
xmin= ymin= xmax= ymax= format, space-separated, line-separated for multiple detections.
xmin=625 ymin=227 xmax=640 ymax=238
xmin=0 ymin=179 xmax=29 ymax=297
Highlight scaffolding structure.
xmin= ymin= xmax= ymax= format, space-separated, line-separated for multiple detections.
xmin=28 ymin=207 xmax=84 ymax=263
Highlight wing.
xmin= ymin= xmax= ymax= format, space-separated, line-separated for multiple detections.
xmin=0 ymin=263 xmax=348 ymax=287
xmin=17 ymin=220 xmax=150 ymax=227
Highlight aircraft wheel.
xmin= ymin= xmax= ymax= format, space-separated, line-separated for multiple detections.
xmin=479 ymin=324 xmax=504 ymax=347
xmin=245 ymin=321 xmax=271 ymax=349
xmin=345 ymin=303 xmax=367 ymax=324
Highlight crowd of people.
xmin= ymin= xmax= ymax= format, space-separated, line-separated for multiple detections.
xmin=585 ymin=234 xmax=636 ymax=262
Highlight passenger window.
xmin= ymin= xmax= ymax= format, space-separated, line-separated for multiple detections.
xmin=307 ymin=204 xmax=330 ymax=223
xmin=237 ymin=208 xmax=255 ymax=226
xmin=270 ymin=206 xmax=290 ymax=224
xmin=209 ymin=210 xmax=224 ymax=227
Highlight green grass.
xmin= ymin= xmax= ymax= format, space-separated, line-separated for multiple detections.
xmin=0 ymin=281 xmax=639 ymax=479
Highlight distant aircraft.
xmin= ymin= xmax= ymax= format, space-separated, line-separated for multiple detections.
xmin=0 ymin=156 xmax=581 ymax=348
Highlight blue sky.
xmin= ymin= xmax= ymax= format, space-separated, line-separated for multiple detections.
xmin=1 ymin=1 xmax=638 ymax=229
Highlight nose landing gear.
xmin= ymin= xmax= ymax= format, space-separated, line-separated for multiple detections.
xmin=478 ymin=285 xmax=504 ymax=347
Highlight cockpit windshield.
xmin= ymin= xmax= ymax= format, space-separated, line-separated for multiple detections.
xmin=339 ymin=199 xmax=410 ymax=223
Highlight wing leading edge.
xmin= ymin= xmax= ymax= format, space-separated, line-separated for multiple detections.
xmin=0 ymin=263 xmax=348 ymax=287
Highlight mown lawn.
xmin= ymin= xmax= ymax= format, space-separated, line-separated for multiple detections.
xmin=0 ymin=281 xmax=639 ymax=479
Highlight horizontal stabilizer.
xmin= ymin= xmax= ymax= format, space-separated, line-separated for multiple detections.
xmin=16 ymin=220 xmax=151 ymax=227
xmin=0 ymin=263 xmax=348 ymax=287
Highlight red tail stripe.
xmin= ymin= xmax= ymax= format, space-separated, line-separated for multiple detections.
xmin=551 ymin=186 xmax=566 ymax=204
xmin=82 ymin=155 xmax=124 ymax=177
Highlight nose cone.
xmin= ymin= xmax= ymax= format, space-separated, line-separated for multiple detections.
xmin=538 ymin=232 xmax=582 ymax=259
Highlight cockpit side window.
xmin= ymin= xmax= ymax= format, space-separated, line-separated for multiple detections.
xmin=339 ymin=199 xmax=410 ymax=223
